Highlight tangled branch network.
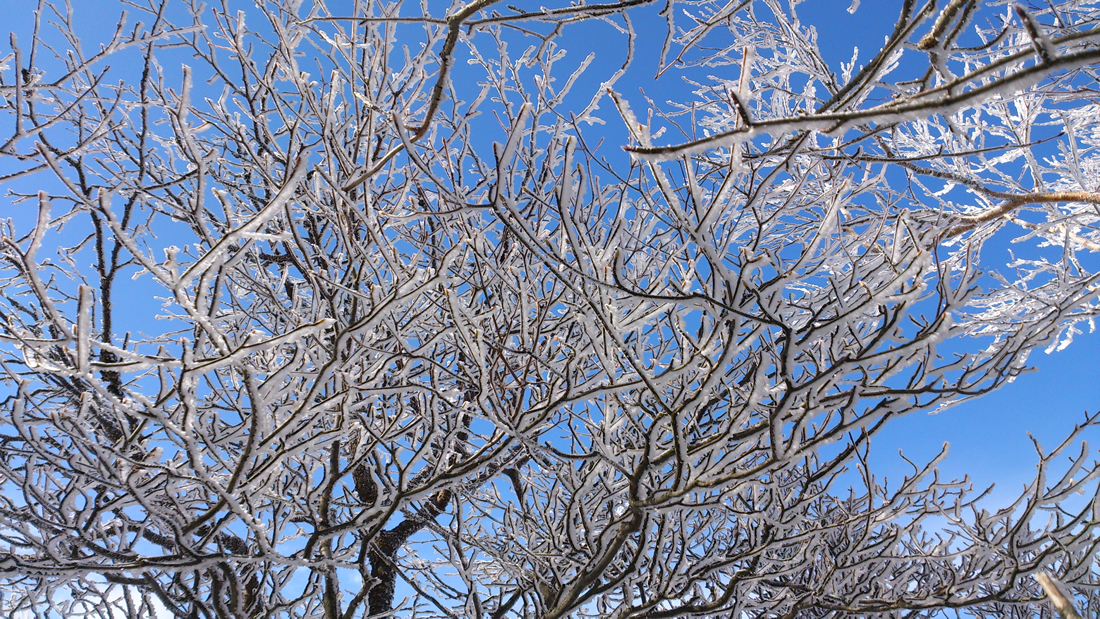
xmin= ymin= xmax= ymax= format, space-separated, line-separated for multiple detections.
xmin=0 ymin=0 xmax=1099 ymax=617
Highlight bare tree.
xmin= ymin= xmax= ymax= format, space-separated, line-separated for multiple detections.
xmin=1 ymin=0 xmax=1099 ymax=617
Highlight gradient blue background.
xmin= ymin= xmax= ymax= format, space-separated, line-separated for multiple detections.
xmin=2 ymin=0 xmax=1097 ymax=514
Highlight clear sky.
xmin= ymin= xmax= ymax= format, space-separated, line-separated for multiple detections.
xmin=794 ymin=0 xmax=1100 ymax=503
xmin=3 ymin=0 xmax=1098 ymax=514
xmin=576 ymin=0 xmax=1100 ymax=505
xmin=511 ymin=0 xmax=1100 ymax=502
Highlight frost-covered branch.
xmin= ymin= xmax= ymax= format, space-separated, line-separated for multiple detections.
xmin=1 ymin=0 xmax=1100 ymax=618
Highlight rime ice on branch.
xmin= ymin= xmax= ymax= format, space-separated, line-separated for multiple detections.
xmin=0 ymin=0 xmax=1098 ymax=618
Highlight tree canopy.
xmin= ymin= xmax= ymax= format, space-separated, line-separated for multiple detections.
xmin=0 ymin=0 xmax=1099 ymax=617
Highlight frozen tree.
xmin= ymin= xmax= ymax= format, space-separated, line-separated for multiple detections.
xmin=1 ymin=0 xmax=1100 ymax=617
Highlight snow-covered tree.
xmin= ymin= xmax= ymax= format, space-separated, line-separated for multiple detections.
xmin=0 ymin=0 xmax=1098 ymax=617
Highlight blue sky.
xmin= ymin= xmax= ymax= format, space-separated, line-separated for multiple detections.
xmin=3 ymin=0 xmax=1098 ymax=517
xmin=595 ymin=0 xmax=1100 ymax=501
xmin=791 ymin=0 xmax=1100 ymax=501
xmin=505 ymin=0 xmax=1100 ymax=500
xmin=2 ymin=2 xmax=1098 ymax=617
